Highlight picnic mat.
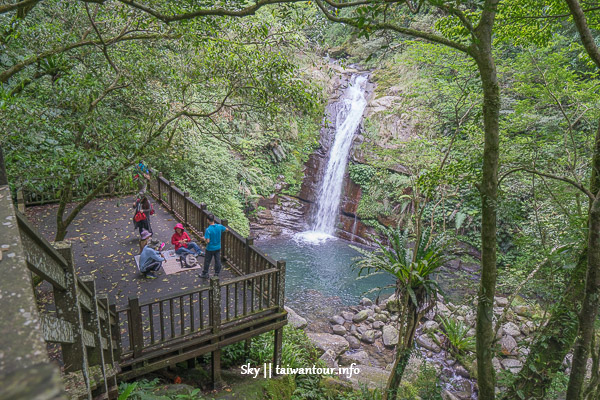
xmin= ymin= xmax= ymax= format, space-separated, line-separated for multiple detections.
xmin=135 ymin=249 xmax=204 ymax=275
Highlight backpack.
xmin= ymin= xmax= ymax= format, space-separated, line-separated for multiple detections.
xmin=134 ymin=201 xmax=147 ymax=222
xmin=179 ymin=254 xmax=197 ymax=269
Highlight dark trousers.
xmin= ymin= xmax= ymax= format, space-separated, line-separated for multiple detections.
xmin=136 ymin=217 xmax=151 ymax=234
xmin=141 ymin=260 xmax=161 ymax=274
xmin=203 ymin=249 xmax=222 ymax=275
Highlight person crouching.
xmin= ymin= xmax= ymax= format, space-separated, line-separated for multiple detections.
xmin=139 ymin=239 xmax=164 ymax=279
xmin=171 ymin=223 xmax=203 ymax=257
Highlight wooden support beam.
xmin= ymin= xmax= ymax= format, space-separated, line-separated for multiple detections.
xmin=209 ymin=277 xmax=223 ymax=389
xmin=53 ymin=242 xmax=92 ymax=397
xmin=81 ymin=277 xmax=109 ymax=397
xmin=128 ymin=297 xmax=144 ymax=358
xmin=273 ymin=327 xmax=283 ymax=374
xmin=41 ymin=315 xmax=75 ymax=344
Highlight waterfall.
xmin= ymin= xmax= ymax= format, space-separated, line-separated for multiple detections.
xmin=296 ymin=74 xmax=368 ymax=244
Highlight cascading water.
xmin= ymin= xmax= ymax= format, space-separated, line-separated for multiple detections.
xmin=296 ymin=74 xmax=369 ymax=244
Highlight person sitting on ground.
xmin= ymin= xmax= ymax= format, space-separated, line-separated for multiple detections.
xmin=199 ymin=214 xmax=228 ymax=279
xmin=139 ymin=229 xmax=152 ymax=253
xmin=171 ymin=223 xmax=203 ymax=257
xmin=139 ymin=239 xmax=164 ymax=279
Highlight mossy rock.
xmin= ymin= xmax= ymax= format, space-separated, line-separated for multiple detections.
xmin=319 ymin=376 xmax=354 ymax=396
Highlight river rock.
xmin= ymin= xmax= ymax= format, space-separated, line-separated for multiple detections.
xmin=372 ymin=321 xmax=385 ymax=330
xmin=343 ymin=335 xmax=360 ymax=350
xmin=307 ymin=332 xmax=349 ymax=357
xmin=495 ymin=296 xmax=509 ymax=306
xmin=500 ymin=335 xmax=518 ymax=355
xmin=341 ymin=311 xmax=354 ymax=321
xmin=521 ymin=320 xmax=536 ymax=335
xmin=361 ymin=330 xmax=376 ymax=344
xmin=357 ymin=324 xmax=369 ymax=335
xmin=353 ymin=310 xmax=369 ymax=323
xmin=386 ymin=299 xmax=401 ymax=313
xmin=284 ymin=306 xmax=307 ymax=329
xmin=360 ymin=297 xmax=373 ymax=307
xmin=492 ymin=357 xmax=502 ymax=373
xmin=382 ymin=325 xmax=399 ymax=348
xmin=501 ymin=358 xmax=523 ymax=373
xmin=441 ymin=390 xmax=460 ymax=400
xmin=338 ymin=350 xmax=372 ymax=366
xmin=422 ymin=320 xmax=439 ymax=333
xmin=416 ymin=335 xmax=441 ymax=353
xmin=374 ymin=305 xmax=381 ymax=313
xmin=367 ymin=316 xmax=375 ymax=323
xmin=332 ymin=325 xmax=347 ymax=336
xmin=374 ymin=331 xmax=382 ymax=339
xmin=502 ymin=322 xmax=521 ymax=337
xmin=342 ymin=365 xmax=389 ymax=390
xmin=513 ymin=304 xmax=533 ymax=317
xmin=330 ymin=315 xmax=345 ymax=325
xmin=455 ymin=365 xmax=470 ymax=379
xmin=374 ymin=313 xmax=389 ymax=323
xmin=320 ymin=349 xmax=338 ymax=368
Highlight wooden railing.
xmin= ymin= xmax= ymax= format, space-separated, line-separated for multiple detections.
xmin=0 ymin=184 xmax=120 ymax=399
xmin=15 ymin=169 xmax=137 ymax=207
xmin=115 ymin=172 xmax=288 ymax=383
xmin=148 ymin=172 xmax=278 ymax=275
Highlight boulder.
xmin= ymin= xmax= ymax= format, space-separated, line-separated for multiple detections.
xmin=353 ymin=310 xmax=369 ymax=323
xmin=372 ymin=321 xmax=385 ymax=330
xmin=341 ymin=311 xmax=354 ymax=321
xmin=330 ymin=315 xmax=345 ymax=326
xmin=357 ymin=324 xmax=369 ymax=335
xmin=501 ymin=358 xmax=523 ymax=373
xmin=342 ymin=365 xmax=389 ymax=390
xmin=307 ymin=332 xmax=349 ymax=357
xmin=502 ymin=322 xmax=521 ymax=337
xmin=338 ymin=350 xmax=372 ymax=366
xmin=416 ymin=335 xmax=441 ymax=353
xmin=422 ymin=320 xmax=439 ymax=333
xmin=320 ymin=349 xmax=338 ymax=368
xmin=441 ymin=390 xmax=461 ymax=400
xmin=495 ymin=296 xmax=509 ymax=307
xmin=455 ymin=365 xmax=470 ymax=379
xmin=500 ymin=335 xmax=518 ymax=356
xmin=360 ymin=297 xmax=373 ymax=307
xmin=361 ymin=330 xmax=376 ymax=344
xmin=284 ymin=306 xmax=307 ymax=329
xmin=345 ymin=335 xmax=361 ymax=349
xmin=374 ymin=306 xmax=381 ymax=313
xmin=513 ymin=304 xmax=533 ymax=317
xmin=332 ymin=325 xmax=347 ymax=336
xmin=492 ymin=357 xmax=503 ymax=373
xmin=374 ymin=313 xmax=389 ymax=323
xmin=382 ymin=325 xmax=399 ymax=348
xmin=319 ymin=377 xmax=354 ymax=395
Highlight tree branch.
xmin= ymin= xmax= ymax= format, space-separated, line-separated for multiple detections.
xmin=0 ymin=0 xmax=39 ymax=15
xmin=499 ymin=167 xmax=595 ymax=200
xmin=565 ymin=0 xmax=600 ymax=70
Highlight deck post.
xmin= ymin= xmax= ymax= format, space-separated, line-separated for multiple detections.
xmin=53 ymin=242 xmax=92 ymax=397
xmin=108 ymin=303 xmax=122 ymax=361
xmin=183 ymin=191 xmax=190 ymax=226
xmin=209 ymin=277 xmax=223 ymax=389
xmin=99 ymin=296 xmax=118 ymax=394
xmin=277 ymin=261 xmax=286 ymax=310
xmin=128 ymin=296 xmax=144 ymax=358
xmin=81 ymin=277 xmax=109 ymax=397
xmin=200 ymin=203 xmax=207 ymax=232
xmin=16 ymin=188 xmax=25 ymax=212
xmin=169 ymin=181 xmax=175 ymax=211
xmin=245 ymin=238 xmax=254 ymax=274
xmin=273 ymin=328 xmax=283 ymax=375
xmin=220 ymin=219 xmax=228 ymax=262
xmin=157 ymin=172 xmax=163 ymax=203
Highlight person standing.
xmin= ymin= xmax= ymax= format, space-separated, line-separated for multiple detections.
xmin=199 ymin=214 xmax=227 ymax=279
xmin=133 ymin=193 xmax=153 ymax=235
xmin=171 ymin=223 xmax=203 ymax=257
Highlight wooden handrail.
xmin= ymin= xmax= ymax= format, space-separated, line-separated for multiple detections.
xmin=222 ymin=268 xmax=278 ymax=286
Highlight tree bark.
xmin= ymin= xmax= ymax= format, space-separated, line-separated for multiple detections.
xmin=472 ymin=2 xmax=501 ymax=396
xmin=566 ymin=121 xmax=600 ymax=399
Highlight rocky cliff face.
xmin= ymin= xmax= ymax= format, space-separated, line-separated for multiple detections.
xmin=250 ymin=66 xmax=382 ymax=244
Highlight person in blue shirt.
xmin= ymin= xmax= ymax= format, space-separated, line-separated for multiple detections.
xmin=199 ymin=213 xmax=227 ymax=279
xmin=139 ymin=239 xmax=165 ymax=279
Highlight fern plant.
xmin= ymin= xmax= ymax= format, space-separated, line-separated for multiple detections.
xmin=438 ymin=316 xmax=475 ymax=354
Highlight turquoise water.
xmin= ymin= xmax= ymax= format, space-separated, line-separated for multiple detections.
xmin=256 ymin=236 xmax=396 ymax=315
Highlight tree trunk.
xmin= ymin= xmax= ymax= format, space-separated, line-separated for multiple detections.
xmin=473 ymin=24 xmax=501 ymax=399
xmin=567 ymin=122 xmax=600 ymax=399
xmin=383 ymin=347 xmax=412 ymax=400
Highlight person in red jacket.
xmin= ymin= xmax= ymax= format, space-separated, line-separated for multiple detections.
xmin=171 ymin=223 xmax=203 ymax=257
